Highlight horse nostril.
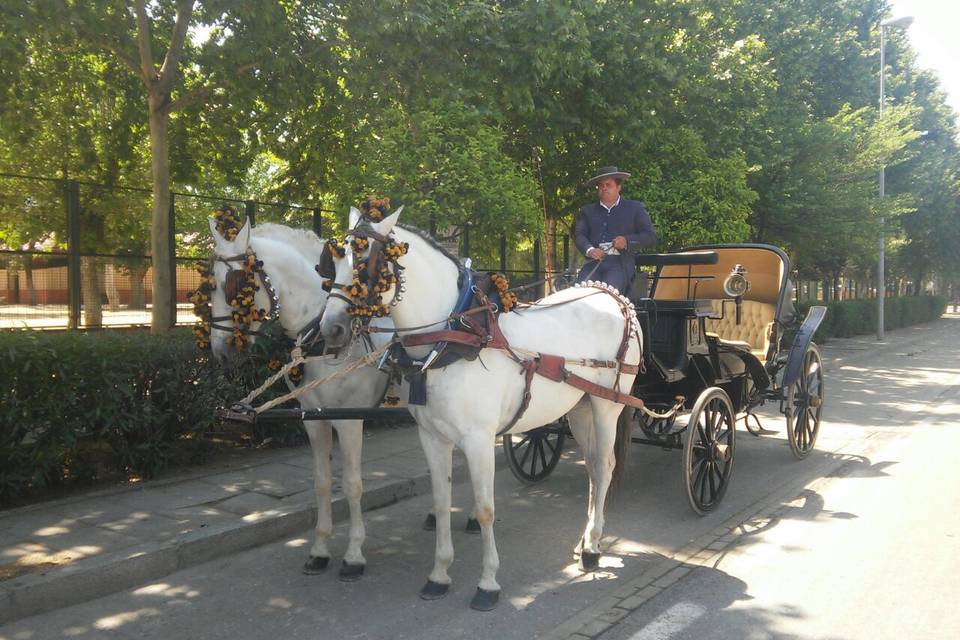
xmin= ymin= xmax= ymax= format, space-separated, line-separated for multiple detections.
xmin=330 ymin=324 xmax=345 ymax=341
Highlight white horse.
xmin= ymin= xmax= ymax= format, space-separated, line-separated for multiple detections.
xmin=319 ymin=207 xmax=643 ymax=610
xmin=206 ymin=218 xmax=392 ymax=580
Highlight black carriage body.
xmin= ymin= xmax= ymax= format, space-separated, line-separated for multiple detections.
xmin=628 ymin=244 xmax=804 ymax=417
xmin=503 ymin=242 xmax=826 ymax=513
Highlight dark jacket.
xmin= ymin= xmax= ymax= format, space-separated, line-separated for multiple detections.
xmin=574 ymin=199 xmax=656 ymax=270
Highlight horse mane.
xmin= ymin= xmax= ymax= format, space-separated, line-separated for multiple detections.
xmin=252 ymin=223 xmax=326 ymax=262
xmin=396 ymin=222 xmax=461 ymax=267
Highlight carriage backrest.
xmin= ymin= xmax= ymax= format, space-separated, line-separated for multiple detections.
xmin=649 ymin=245 xmax=791 ymax=359
xmin=652 ymin=245 xmax=786 ymax=306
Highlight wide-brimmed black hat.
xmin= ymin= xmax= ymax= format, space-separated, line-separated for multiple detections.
xmin=586 ymin=166 xmax=632 ymax=187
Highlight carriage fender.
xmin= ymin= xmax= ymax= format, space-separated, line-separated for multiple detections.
xmin=782 ymin=306 xmax=827 ymax=388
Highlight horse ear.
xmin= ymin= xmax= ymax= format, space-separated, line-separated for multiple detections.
xmin=208 ymin=217 xmax=220 ymax=240
xmin=349 ymin=206 xmax=363 ymax=229
xmin=236 ymin=218 xmax=251 ymax=247
xmin=378 ymin=206 xmax=402 ymax=234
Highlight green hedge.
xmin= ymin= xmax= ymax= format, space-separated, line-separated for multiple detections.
xmin=0 ymin=329 xmax=304 ymax=506
xmin=797 ymin=295 xmax=947 ymax=340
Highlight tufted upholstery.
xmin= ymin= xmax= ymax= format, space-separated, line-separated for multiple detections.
xmin=706 ymin=299 xmax=774 ymax=359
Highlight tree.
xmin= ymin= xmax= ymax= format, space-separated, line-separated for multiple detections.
xmin=3 ymin=1 xmax=341 ymax=331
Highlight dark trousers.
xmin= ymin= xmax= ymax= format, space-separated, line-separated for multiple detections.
xmin=578 ymin=258 xmax=632 ymax=294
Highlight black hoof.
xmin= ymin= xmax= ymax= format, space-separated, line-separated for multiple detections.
xmin=419 ymin=580 xmax=450 ymax=600
xmin=579 ymin=551 xmax=601 ymax=572
xmin=423 ymin=513 xmax=436 ymax=531
xmin=470 ymin=587 xmax=500 ymax=611
xmin=465 ymin=517 xmax=481 ymax=534
xmin=302 ymin=556 xmax=330 ymax=574
xmin=339 ymin=560 xmax=365 ymax=582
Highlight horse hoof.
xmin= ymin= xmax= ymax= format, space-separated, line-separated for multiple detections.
xmin=419 ymin=580 xmax=450 ymax=600
xmin=423 ymin=513 xmax=436 ymax=531
xmin=339 ymin=560 xmax=365 ymax=582
xmin=579 ymin=551 xmax=601 ymax=572
xmin=470 ymin=587 xmax=500 ymax=611
xmin=465 ymin=517 xmax=481 ymax=534
xmin=302 ymin=556 xmax=330 ymax=574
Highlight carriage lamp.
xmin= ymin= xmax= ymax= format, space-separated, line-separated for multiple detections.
xmin=723 ymin=264 xmax=751 ymax=324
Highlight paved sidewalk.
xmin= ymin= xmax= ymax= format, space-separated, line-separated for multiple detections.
xmin=0 ymin=315 xmax=954 ymax=624
xmin=0 ymin=422 xmax=477 ymax=624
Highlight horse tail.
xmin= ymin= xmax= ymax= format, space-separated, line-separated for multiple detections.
xmin=612 ymin=406 xmax=632 ymax=489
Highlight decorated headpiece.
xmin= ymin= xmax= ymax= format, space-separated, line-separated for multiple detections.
xmin=359 ymin=196 xmax=391 ymax=222
xmin=214 ymin=204 xmax=244 ymax=241
xmin=325 ymin=197 xmax=409 ymax=319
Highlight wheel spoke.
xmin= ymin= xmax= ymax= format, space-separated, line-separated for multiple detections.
xmin=697 ymin=419 xmax=710 ymax=447
xmin=518 ymin=439 xmax=533 ymax=469
xmin=709 ymin=403 xmax=722 ymax=434
xmin=529 ymin=441 xmax=541 ymax=476
xmin=538 ymin=438 xmax=549 ymax=473
xmin=707 ymin=462 xmax=717 ymax=500
xmin=712 ymin=459 xmax=726 ymax=485
xmin=693 ymin=459 xmax=708 ymax=496
xmin=543 ymin=436 xmax=558 ymax=458
xmin=700 ymin=461 xmax=713 ymax=504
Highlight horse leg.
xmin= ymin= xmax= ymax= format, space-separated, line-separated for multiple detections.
xmin=566 ymin=400 xmax=602 ymax=570
xmin=334 ymin=419 xmax=366 ymax=581
xmin=461 ymin=434 xmax=501 ymax=611
xmin=579 ymin=400 xmax=622 ymax=571
xmin=417 ymin=426 xmax=455 ymax=600
xmin=303 ymin=420 xmax=334 ymax=574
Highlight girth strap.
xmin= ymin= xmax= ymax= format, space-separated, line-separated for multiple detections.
xmin=498 ymin=353 xmax=644 ymax=435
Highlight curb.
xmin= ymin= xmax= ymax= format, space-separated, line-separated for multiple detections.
xmin=0 ymin=463 xmax=450 ymax=624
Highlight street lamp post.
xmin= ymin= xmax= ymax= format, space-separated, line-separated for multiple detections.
xmin=878 ymin=15 xmax=913 ymax=341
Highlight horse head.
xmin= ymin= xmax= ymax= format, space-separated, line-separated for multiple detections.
xmin=320 ymin=205 xmax=405 ymax=349
xmin=205 ymin=217 xmax=327 ymax=361
xmin=209 ymin=218 xmax=277 ymax=361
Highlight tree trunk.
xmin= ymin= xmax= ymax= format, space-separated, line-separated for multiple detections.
xmin=544 ymin=217 xmax=557 ymax=295
xmin=105 ymin=260 xmax=121 ymax=311
xmin=148 ymin=93 xmax=175 ymax=333
xmin=129 ymin=262 xmax=149 ymax=310
xmin=81 ymin=255 xmax=103 ymax=327
xmin=23 ymin=253 xmax=37 ymax=306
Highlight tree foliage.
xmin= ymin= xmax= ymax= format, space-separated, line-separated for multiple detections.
xmin=2 ymin=0 xmax=958 ymax=304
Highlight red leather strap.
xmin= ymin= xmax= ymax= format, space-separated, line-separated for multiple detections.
xmin=562 ymin=370 xmax=646 ymax=409
xmin=398 ymin=294 xmax=644 ymax=421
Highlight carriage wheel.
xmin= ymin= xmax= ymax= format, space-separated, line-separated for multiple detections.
xmin=503 ymin=418 xmax=568 ymax=484
xmin=785 ymin=344 xmax=824 ymax=459
xmin=682 ymin=387 xmax=736 ymax=516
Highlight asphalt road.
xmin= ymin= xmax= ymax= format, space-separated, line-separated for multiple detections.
xmin=2 ymin=317 xmax=958 ymax=640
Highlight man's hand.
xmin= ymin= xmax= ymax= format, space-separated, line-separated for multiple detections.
xmin=587 ymin=248 xmax=606 ymax=260
xmin=612 ymin=236 xmax=627 ymax=250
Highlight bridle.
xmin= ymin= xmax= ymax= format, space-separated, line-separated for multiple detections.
xmin=208 ymin=249 xmax=281 ymax=340
xmin=320 ymin=219 xmax=407 ymax=330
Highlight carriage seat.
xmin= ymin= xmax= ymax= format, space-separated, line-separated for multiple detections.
xmin=705 ymin=299 xmax=774 ymax=360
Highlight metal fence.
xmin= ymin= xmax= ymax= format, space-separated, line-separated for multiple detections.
xmin=1 ymin=174 xmax=570 ymax=329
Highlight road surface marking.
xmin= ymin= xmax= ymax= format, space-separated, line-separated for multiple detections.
xmin=627 ymin=602 xmax=706 ymax=640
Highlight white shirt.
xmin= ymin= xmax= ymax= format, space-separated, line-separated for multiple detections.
xmin=588 ymin=197 xmax=621 ymax=253
xmin=600 ymin=196 xmax=621 ymax=213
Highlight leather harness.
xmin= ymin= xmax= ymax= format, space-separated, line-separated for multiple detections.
xmin=397 ymin=284 xmax=645 ymax=434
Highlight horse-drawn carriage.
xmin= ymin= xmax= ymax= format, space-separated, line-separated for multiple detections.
xmin=206 ymin=205 xmax=826 ymax=609
xmin=503 ymin=244 xmax=826 ymax=515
